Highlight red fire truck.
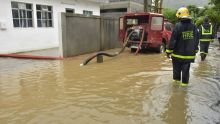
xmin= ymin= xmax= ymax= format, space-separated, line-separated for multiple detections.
xmin=119 ymin=12 xmax=171 ymax=54
xmin=163 ymin=19 xmax=174 ymax=48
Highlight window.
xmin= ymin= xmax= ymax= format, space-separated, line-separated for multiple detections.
xmin=11 ymin=2 xmax=33 ymax=28
xmin=165 ymin=23 xmax=172 ymax=31
xmin=36 ymin=5 xmax=53 ymax=27
xmin=66 ymin=8 xmax=75 ymax=13
xmin=151 ymin=17 xmax=163 ymax=31
xmin=100 ymin=8 xmax=127 ymax=13
xmin=126 ymin=19 xmax=138 ymax=25
xmin=83 ymin=10 xmax=93 ymax=16
xmin=125 ymin=16 xmax=149 ymax=26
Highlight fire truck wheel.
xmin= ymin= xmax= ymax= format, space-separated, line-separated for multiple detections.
xmin=156 ymin=43 xmax=165 ymax=53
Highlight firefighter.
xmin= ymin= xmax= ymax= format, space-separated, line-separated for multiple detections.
xmin=166 ymin=7 xmax=199 ymax=87
xmin=198 ymin=16 xmax=214 ymax=61
xmin=217 ymin=26 xmax=220 ymax=50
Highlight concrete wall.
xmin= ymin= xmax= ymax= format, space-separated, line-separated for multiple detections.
xmin=60 ymin=13 xmax=121 ymax=57
xmin=101 ymin=18 xmax=120 ymax=50
xmin=0 ymin=0 xmax=102 ymax=54
xmin=101 ymin=12 xmax=126 ymax=19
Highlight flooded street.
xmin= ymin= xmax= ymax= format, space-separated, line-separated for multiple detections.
xmin=0 ymin=45 xmax=220 ymax=124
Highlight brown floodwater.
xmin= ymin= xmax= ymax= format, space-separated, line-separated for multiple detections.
xmin=0 ymin=46 xmax=220 ymax=124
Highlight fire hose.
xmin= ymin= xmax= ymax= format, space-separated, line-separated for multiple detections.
xmin=80 ymin=30 xmax=135 ymax=66
xmin=0 ymin=54 xmax=63 ymax=60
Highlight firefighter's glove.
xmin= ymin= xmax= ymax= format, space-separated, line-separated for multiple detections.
xmin=166 ymin=49 xmax=173 ymax=59
xmin=166 ymin=53 xmax=171 ymax=59
xmin=195 ymin=50 xmax=199 ymax=54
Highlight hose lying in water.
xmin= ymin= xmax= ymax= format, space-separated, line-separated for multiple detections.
xmin=80 ymin=51 xmax=119 ymax=66
xmin=0 ymin=54 xmax=63 ymax=60
xmin=80 ymin=30 xmax=134 ymax=66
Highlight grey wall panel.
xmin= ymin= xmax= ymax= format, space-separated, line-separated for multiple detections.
xmin=65 ymin=16 xmax=100 ymax=57
xmin=60 ymin=13 xmax=121 ymax=57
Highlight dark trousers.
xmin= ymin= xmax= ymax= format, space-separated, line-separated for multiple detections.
xmin=172 ymin=60 xmax=191 ymax=84
xmin=200 ymin=42 xmax=210 ymax=60
xmin=200 ymin=42 xmax=210 ymax=54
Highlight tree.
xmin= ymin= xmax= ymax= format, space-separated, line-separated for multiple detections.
xmin=187 ymin=5 xmax=199 ymax=23
xmin=194 ymin=3 xmax=220 ymax=32
xmin=163 ymin=8 xmax=178 ymax=24
xmin=208 ymin=0 xmax=220 ymax=23
xmin=195 ymin=16 xmax=205 ymax=26
xmin=209 ymin=0 xmax=220 ymax=9
xmin=197 ymin=6 xmax=209 ymax=17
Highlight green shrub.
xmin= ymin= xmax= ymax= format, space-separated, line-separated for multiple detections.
xmin=163 ymin=8 xmax=178 ymax=24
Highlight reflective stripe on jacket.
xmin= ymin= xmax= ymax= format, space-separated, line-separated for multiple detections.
xmin=166 ymin=19 xmax=199 ymax=63
xmin=199 ymin=23 xmax=214 ymax=42
xmin=201 ymin=24 xmax=212 ymax=35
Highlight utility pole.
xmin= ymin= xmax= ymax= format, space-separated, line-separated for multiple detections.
xmin=154 ymin=0 xmax=159 ymax=13
xmin=159 ymin=0 xmax=163 ymax=13
xmin=152 ymin=0 xmax=163 ymax=13
xmin=144 ymin=0 xmax=148 ymax=12
xmin=129 ymin=0 xmax=131 ymax=12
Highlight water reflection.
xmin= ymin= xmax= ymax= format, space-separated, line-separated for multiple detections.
xmin=187 ymin=46 xmax=220 ymax=124
xmin=162 ymin=87 xmax=187 ymax=124
xmin=0 ymin=47 xmax=220 ymax=124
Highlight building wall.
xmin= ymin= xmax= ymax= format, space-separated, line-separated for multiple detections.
xmin=109 ymin=0 xmax=144 ymax=4
xmin=0 ymin=0 xmax=101 ymax=54
xmin=100 ymin=1 xmax=144 ymax=19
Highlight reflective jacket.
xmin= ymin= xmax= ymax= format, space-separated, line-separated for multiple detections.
xmin=166 ymin=19 xmax=199 ymax=63
xmin=199 ymin=22 xmax=214 ymax=42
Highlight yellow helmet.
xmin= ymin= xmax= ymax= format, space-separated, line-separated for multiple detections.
xmin=176 ymin=7 xmax=190 ymax=18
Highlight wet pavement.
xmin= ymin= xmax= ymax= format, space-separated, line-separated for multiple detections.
xmin=17 ymin=47 xmax=61 ymax=57
xmin=0 ymin=43 xmax=220 ymax=124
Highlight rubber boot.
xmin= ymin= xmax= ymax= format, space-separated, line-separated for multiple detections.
xmin=180 ymin=82 xmax=188 ymax=87
xmin=203 ymin=54 xmax=207 ymax=61
xmin=201 ymin=54 xmax=205 ymax=61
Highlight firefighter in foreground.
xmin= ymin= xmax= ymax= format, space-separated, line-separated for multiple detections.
xmin=198 ymin=16 xmax=214 ymax=61
xmin=166 ymin=7 xmax=199 ymax=87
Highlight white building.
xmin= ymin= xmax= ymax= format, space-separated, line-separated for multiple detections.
xmin=0 ymin=0 xmax=108 ymax=54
